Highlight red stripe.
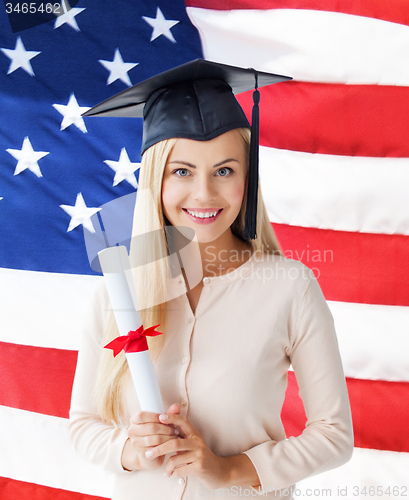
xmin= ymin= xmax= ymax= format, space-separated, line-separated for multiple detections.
xmin=236 ymin=82 xmax=409 ymax=158
xmin=0 ymin=342 xmax=77 ymax=418
xmin=185 ymin=0 xmax=409 ymax=27
xmin=272 ymin=223 xmax=409 ymax=306
xmin=0 ymin=477 xmax=107 ymax=500
xmin=3 ymin=341 xmax=409 ymax=452
xmin=282 ymin=371 xmax=409 ymax=453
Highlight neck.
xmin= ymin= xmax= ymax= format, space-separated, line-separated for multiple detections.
xmin=167 ymin=225 xmax=253 ymax=285
xmin=198 ymin=229 xmax=252 ymax=279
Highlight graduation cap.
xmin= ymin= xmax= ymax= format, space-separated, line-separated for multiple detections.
xmin=84 ymin=59 xmax=291 ymax=239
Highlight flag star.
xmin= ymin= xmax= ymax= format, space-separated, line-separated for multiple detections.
xmin=142 ymin=7 xmax=179 ymax=43
xmin=1 ymin=37 xmax=41 ymax=76
xmin=53 ymin=94 xmax=90 ymax=133
xmin=60 ymin=193 xmax=101 ymax=233
xmin=54 ymin=1 xmax=86 ymax=31
xmin=6 ymin=137 xmax=49 ymax=177
xmin=99 ymin=48 xmax=139 ymax=86
xmin=104 ymin=148 xmax=140 ymax=188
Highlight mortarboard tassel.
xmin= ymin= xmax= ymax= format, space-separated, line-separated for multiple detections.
xmin=244 ymin=71 xmax=260 ymax=240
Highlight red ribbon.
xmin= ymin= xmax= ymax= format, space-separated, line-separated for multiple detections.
xmin=104 ymin=324 xmax=162 ymax=357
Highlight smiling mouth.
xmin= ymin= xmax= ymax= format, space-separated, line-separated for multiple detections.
xmin=183 ymin=208 xmax=223 ymax=219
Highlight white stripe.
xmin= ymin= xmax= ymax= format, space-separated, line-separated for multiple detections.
xmin=187 ymin=7 xmax=409 ymax=86
xmin=259 ymin=146 xmax=409 ymax=235
xmin=0 ymin=268 xmax=101 ymax=350
xmin=328 ymin=301 xmax=409 ymax=383
xmin=0 ymin=405 xmax=114 ymax=497
xmin=297 ymin=447 xmax=409 ymax=498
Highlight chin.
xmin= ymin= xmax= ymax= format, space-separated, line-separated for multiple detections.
xmin=195 ymin=235 xmax=220 ymax=244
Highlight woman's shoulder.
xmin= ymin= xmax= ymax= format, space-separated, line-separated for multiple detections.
xmin=251 ymin=250 xmax=315 ymax=279
xmin=250 ymin=251 xmax=331 ymax=324
xmin=247 ymin=250 xmax=318 ymax=298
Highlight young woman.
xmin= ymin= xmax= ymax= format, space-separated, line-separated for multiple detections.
xmin=69 ymin=60 xmax=353 ymax=499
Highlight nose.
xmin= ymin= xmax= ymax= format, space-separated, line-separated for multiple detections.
xmin=193 ymin=173 xmax=216 ymax=203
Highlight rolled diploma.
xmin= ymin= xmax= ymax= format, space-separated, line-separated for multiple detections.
xmin=98 ymin=245 xmax=165 ymax=414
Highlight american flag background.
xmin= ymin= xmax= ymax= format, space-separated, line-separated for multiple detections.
xmin=1 ymin=0 xmax=408 ymax=498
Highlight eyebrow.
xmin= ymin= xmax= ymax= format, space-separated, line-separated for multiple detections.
xmin=168 ymin=158 xmax=239 ymax=169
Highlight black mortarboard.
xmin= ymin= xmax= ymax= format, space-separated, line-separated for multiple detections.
xmin=84 ymin=59 xmax=291 ymax=239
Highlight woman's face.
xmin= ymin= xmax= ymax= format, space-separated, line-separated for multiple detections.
xmin=162 ymin=129 xmax=247 ymax=244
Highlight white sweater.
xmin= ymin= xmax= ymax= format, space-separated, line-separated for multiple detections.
xmin=69 ymin=251 xmax=353 ymax=499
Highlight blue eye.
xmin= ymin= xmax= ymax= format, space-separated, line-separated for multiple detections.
xmin=174 ymin=168 xmax=190 ymax=177
xmin=216 ymin=167 xmax=233 ymax=177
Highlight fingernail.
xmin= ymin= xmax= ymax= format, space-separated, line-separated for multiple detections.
xmin=159 ymin=414 xmax=168 ymax=421
xmin=145 ymin=450 xmax=153 ymax=458
xmin=174 ymin=428 xmax=179 ymax=435
xmin=163 ymin=471 xmax=168 ymax=477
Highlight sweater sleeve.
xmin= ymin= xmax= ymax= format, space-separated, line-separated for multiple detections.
xmin=68 ymin=280 xmax=130 ymax=474
xmin=242 ymin=274 xmax=354 ymax=493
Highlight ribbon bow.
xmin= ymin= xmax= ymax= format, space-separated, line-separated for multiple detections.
xmin=104 ymin=324 xmax=162 ymax=357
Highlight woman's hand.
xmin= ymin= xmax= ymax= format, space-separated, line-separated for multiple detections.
xmin=122 ymin=403 xmax=181 ymax=471
xmin=144 ymin=411 xmax=233 ymax=490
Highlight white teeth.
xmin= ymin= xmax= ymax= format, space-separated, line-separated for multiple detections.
xmin=185 ymin=209 xmax=219 ymax=218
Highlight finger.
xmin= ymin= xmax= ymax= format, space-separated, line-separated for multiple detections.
xmin=130 ymin=411 xmax=161 ymax=425
xmin=130 ymin=433 xmax=178 ymax=449
xmin=166 ymin=403 xmax=181 ymax=415
xmin=159 ymin=413 xmax=199 ymax=439
xmin=164 ymin=405 xmax=184 ymax=437
xmin=165 ymin=460 xmax=196 ymax=479
xmin=144 ymin=434 xmax=195 ymax=460
xmin=128 ymin=421 xmax=179 ymax=438
xmin=164 ymin=451 xmax=196 ymax=477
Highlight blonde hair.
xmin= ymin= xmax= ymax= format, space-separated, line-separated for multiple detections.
xmin=94 ymin=128 xmax=282 ymax=425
